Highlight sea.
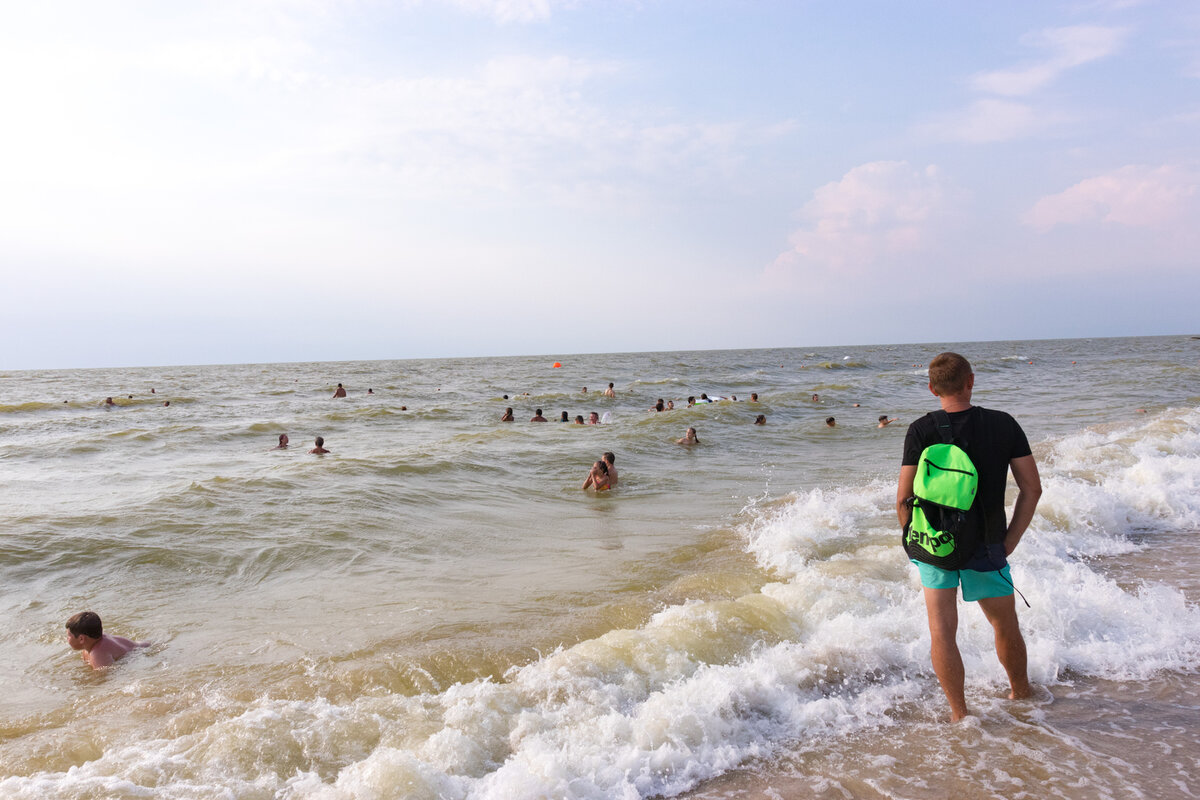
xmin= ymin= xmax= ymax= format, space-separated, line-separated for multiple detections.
xmin=1 ymin=335 xmax=1198 ymax=800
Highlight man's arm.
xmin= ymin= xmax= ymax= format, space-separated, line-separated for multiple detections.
xmin=1004 ymin=454 xmax=1042 ymax=555
xmin=897 ymin=465 xmax=917 ymax=528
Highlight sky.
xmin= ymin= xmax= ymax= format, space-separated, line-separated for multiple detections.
xmin=2 ymin=0 xmax=1198 ymax=370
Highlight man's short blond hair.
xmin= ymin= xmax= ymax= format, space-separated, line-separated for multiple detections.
xmin=928 ymin=352 xmax=973 ymax=396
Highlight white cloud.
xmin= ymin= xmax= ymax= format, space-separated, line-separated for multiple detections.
xmin=1024 ymin=163 xmax=1200 ymax=230
xmin=921 ymin=24 xmax=1125 ymax=143
xmin=923 ymin=98 xmax=1051 ymax=144
xmin=972 ymin=25 xmax=1127 ymax=96
xmin=438 ymin=0 xmax=559 ymax=23
xmin=0 ymin=3 xmax=790 ymax=304
xmin=767 ymin=161 xmax=952 ymax=284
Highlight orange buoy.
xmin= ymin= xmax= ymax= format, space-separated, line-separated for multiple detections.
xmin=552 ymin=362 xmax=562 ymax=368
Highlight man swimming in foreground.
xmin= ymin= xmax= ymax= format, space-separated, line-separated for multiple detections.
xmin=66 ymin=611 xmax=149 ymax=669
xmin=896 ymin=352 xmax=1042 ymax=721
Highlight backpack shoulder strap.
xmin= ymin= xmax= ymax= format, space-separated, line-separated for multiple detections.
xmin=931 ymin=409 xmax=954 ymax=445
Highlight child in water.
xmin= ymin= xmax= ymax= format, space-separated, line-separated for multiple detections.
xmin=66 ymin=611 xmax=149 ymax=669
xmin=582 ymin=460 xmax=611 ymax=491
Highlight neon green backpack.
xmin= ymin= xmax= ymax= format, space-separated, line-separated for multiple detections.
xmin=903 ymin=410 xmax=982 ymax=570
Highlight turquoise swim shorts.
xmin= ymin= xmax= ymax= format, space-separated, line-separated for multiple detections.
xmin=914 ymin=561 xmax=1014 ymax=602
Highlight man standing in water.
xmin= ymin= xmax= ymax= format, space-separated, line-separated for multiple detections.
xmin=896 ymin=352 xmax=1042 ymax=721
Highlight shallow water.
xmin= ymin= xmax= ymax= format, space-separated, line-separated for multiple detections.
xmin=1 ymin=336 xmax=1198 ymax=798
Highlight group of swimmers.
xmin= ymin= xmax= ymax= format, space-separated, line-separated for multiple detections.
xmin=649 ymin=391 xmax=760 ymax=412
xmin=271 ymin=433 xmax=329 ymax=454
xmin=507 ymin=408 xmax=603 ymax=425
xmin=66 ymin=379 xmax=903 ymax=668
xmin=102 ymin=393 xmax=170 ymax=408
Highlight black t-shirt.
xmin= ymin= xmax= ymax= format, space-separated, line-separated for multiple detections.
xmin=902 ymin=406 xmax=1032 ymax=543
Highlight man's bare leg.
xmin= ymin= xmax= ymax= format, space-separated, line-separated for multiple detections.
xmin=977 ymin=593 xmax=1033 ymax=700
xmin=924 ymin=586 xmax=968 ymax=721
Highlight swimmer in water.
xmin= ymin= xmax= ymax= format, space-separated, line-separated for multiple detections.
xmin=588 ymin=411 xmax=600 ymax=425
xmin=826 ymin=416 xmax=836 ymax=427
xmin=333 ymin=383 xmax=347 ymax=398
xmin=531 ymin=409 xmax=547 ymax=422
xmin=65 ymin=612 xmax=149 ymax=669
xmin=273 ymin=433 xmax=289 ymax=449
xmin=309 ymin=436 xmax=330 ymax=454
xmin=677 ymin=427 xmax=700 ymax=445
xmin=754 ymin=415 xmax=766 ymax=425
xmin=878 ymin=415 xmax=898 ymax=428
xmin=501 ymin=408 xmax=514 ymax=422
xmin=602 ymin=452 xmax=618 ymax=486
xmin=582 ymin=459 xmax=610 ymax=491
xmin=604 ymin=383 xmax=615 ymax=398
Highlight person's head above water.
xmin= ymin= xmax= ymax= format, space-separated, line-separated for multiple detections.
xmin=928 ymin=352 xmax=973 ymax=397
xmin=65 ymin=611 xmax=103 ymax=640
